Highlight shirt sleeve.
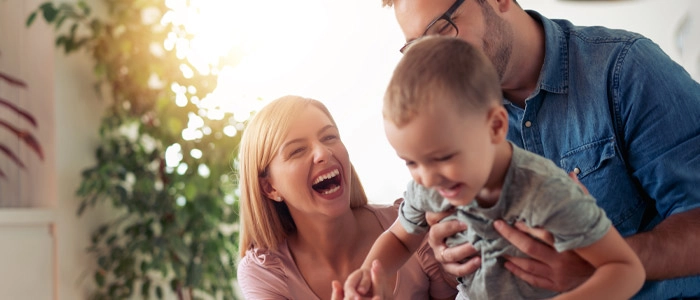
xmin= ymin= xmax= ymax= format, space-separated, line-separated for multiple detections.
xmin=399 ymin=180 xmax=453 ymax=235
xmin=616 ymin=38 xmax=700 ymax=218
xmin=528 ymin=176 xmax=611 ymax=252
xmin=237 ymin=249 xmax=290 ymax=300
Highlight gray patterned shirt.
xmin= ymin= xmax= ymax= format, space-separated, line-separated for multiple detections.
xmin=399 ymin=143 xmax=611 ymax=300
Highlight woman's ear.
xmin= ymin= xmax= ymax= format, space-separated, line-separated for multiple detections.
xmin=487 ymin=106 xmax=509 ymax=143
xmin=261 ymin=177 xmax=283 ymax=202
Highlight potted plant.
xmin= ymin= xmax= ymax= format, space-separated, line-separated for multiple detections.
xmin=28 ymin=1 xmax=243 ymax=298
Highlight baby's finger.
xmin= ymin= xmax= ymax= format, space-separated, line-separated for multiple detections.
xmin=343 ymin=271 xmax=365 ymax=299
xmin=331 ymin=280 xmax=344 ymax=300
xmin=357 ymin=270 xmax=372 ymax=295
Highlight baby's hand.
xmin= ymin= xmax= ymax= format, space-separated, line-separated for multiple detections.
xmin=343 ymin=267 xmax=373 ymax=299
xmin=343 ymin=260 xmax=393 ymax=300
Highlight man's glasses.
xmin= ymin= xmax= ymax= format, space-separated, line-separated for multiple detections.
xmin=399 ymin=0 xmax=465 ymax=53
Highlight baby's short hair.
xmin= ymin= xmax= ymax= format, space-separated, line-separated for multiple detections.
xmin=383 ymin=36 xmax=502 ymax=126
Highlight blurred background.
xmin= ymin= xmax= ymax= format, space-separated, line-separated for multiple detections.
xmin=1 ymin=0 xmax=698 ymax=299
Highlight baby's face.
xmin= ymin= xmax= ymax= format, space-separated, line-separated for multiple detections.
xmin=384 ymin=102 xmax=498 ymax=206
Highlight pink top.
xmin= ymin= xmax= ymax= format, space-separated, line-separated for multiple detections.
xmin=237 ymin=201 xmax=458 ymax=300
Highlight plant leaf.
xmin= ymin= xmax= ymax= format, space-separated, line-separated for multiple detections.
xmin=0 ymin=97 xmax=38 ymax=127
xmin=94 ymin=271 xmax=105 ymax=287
xmin=0 ymin=144 xmax=25 ymax=168
xmin=0 ymin=120 xmax=44 ymax=160
xmin=40 ymin=2 xmax=58 ymax=23
xmin=0 ymin=72 xmax=28 ymax=87
xmin=141 ymin=280 xmax=151 ymax=298
xmin=26 ymin=11 xmax=38 ymax=27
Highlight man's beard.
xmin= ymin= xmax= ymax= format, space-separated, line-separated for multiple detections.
xmin=480 ymin=1 xmax=513 ymax=80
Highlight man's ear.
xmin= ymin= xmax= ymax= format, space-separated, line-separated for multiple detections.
xmin=487 ymin=106 xmax=508 ymax=143
xmin=495 ymin=0 xmax=514 ymax=13
xmin=261 ymin=177 xmax=282 ymax=202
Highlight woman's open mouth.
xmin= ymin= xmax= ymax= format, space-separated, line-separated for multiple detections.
xmin=312 ymin=169 xmax=341 ymax=195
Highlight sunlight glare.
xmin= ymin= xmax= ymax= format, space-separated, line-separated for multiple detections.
xmin=163 ymin=0 xmax=329 ymax=125
xmin=165 ymin=143 xmax=183 ymax=168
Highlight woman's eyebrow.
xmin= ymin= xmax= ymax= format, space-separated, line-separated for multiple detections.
xmin=317 ymin=124 xmax=337 ymax=135
xmin=280 ymin=138 xmax=304 ymax=152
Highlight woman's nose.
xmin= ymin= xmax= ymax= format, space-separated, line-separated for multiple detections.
xmin=312 ymin=144 xmax=332 ymax=164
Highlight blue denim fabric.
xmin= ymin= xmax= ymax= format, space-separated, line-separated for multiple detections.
xmin=504 ymin=11 xmax=700 ymax=299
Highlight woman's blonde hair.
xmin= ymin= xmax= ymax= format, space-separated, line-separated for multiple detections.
xmin=237 ymin=95 xmax=368 ymax=257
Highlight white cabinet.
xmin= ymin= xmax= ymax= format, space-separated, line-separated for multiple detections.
xmin=0 ymin=211 xmax=56 ymax=300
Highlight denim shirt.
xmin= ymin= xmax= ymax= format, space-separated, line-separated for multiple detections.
xmin=504 ymin=11 xmax=700 ymax=299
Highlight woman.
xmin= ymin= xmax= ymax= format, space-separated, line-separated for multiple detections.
xmin=236 ymin=95 xmax=457 ymax=299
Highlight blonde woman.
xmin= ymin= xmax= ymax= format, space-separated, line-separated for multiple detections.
xmin=236 ymin=95 xmax=457 ymax=300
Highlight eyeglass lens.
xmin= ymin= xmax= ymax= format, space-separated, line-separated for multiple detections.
xmin=425 ymin=18 xmax=458 ymax=36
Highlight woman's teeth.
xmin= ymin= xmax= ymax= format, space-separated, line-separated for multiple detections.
xmin=313 ymin=169 xmax=339 ymax=184
xmin=322 ymin=185 xmax=340 ymax=195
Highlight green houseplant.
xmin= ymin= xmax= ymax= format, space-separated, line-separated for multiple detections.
xmin=28 ymin=1 xmax=245 ymax=298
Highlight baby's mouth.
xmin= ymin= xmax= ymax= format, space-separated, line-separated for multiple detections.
xmin=312 ymin=169 xmax=341 ymax=195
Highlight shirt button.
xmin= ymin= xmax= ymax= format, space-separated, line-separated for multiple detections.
xmin=573 ymin=167 xmax=581 ymax=175
xmin=525 ymin=121 xmax=532 ymax=128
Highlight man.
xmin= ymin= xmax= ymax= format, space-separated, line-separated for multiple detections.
xmin=382 ymin=0 xmax=700 ymax=298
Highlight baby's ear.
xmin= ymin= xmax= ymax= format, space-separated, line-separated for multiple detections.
xmin=488 ymin=106 xmax=509 ymax=143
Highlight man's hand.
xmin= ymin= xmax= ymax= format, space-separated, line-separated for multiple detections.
xmin=426 ymin=210 xmax=481 ymax=278
xmin=494 ymin=220 xmax=595 ymax=292
xmin=493 ymin=172 xmax=595 ymax=292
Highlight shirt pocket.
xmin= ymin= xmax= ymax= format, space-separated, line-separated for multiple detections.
xmin=558 ymin=137 xmax=645 ymax=234
xmin=559 ymin=137 xmax=616 ymax=180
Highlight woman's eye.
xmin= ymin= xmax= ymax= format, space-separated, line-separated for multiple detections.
xmin=322 ymin=134 xmax=338 ymax=142
xmin=290 ymin=147 xmax=305 ymax=157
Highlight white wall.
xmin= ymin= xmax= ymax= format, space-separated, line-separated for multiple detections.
xmin=524 ymin=0 xmax=699 ymax=79
xmin=55 ymin=48 xmax=111 ymax=299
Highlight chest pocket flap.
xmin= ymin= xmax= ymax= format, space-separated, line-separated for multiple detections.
xmin=560 ymin=138 xmax=616 ymax=179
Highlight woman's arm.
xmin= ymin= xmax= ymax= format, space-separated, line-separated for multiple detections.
xmin=553 ymin=226 xmax=644 ymax=300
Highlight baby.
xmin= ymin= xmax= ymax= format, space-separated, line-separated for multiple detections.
xmin=343 ymin=36 xmax=644 ymax=300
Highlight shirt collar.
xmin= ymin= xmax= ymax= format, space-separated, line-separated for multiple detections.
xmin=525 ymin=10 xmax=569 ymax=95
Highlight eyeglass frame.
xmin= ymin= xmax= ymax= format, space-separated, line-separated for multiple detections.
xmin=399 ymin=0 xmax=466 ymax=53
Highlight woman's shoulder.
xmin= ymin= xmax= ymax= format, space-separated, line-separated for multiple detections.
xmin=237 ymin=247 xmax=293 ymax=298
xmin=238 ymin=247 xmax=289 ymax=279
xmin=364 ymin=198 xmax=403 ymax=228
